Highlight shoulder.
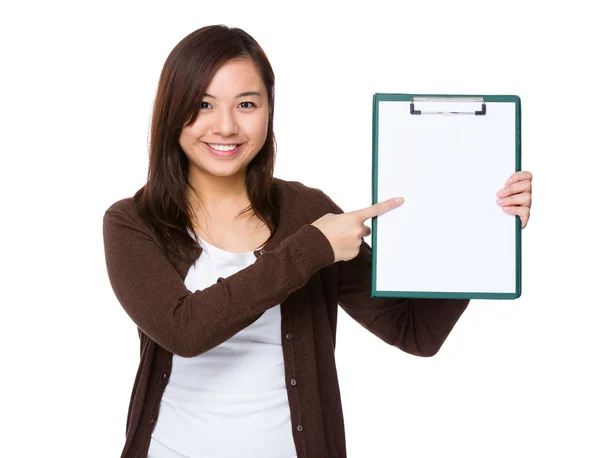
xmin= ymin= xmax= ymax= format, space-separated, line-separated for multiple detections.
xmin=274 ymin=177 xmax=344 ymax=217
xmin=104 ymin=198 xmax=139 ymax=220
xmin=102 ymin=188 xmax=165 ymax=253
xmin=103 ymin=186 xmax=147 ymax=228
xmin=275 ymin=177 xmax=323 ymax=201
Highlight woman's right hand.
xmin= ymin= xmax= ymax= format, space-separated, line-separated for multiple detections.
xmin=311 ymin=197 xmax=405 ymax=262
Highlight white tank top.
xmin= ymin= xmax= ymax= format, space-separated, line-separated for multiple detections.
xmin=147 ymin=230 xmax=297 ymax=458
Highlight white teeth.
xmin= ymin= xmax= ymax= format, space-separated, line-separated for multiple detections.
xmin=209 ymin=144 xmax=238 ymax=151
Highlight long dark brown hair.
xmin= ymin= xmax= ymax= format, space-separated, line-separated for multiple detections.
xmin=134 ymin=25 xmax=279 ymax=266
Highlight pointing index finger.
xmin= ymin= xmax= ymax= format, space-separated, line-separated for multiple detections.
xmin=352 ymin=197 xmax=404 ymax=222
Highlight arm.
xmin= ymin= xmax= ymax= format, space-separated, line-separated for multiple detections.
xmin=319 ymin=191 xmax=469 ymax=357
xmin=102 ymin=208 xmax=334 ymax=358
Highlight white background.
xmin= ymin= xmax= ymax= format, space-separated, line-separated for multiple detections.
xmin=1 ymin=1 xmax=598 ymax=457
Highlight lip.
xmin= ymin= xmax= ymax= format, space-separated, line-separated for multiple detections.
xmin=204 ymin=143 xmax=242 ymax=158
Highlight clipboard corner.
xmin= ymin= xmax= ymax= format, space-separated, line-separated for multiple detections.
xmin=506 ymin=94 xmax=521 ymax=107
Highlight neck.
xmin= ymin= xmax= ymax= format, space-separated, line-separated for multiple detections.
xmin=187 ymin=169 xmax=250 ymax=215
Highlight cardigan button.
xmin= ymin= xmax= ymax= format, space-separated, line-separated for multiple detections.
xmin=259 ymin=249 xmax=266 ymax=255
xmin=290 ymin=378 xmax=297 ymax=386
xmin=296 ymin=425 xmax=303 ymax=432
xmin=285 ymin=332 xmax=293 ymax=340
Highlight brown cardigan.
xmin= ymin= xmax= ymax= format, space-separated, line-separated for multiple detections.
xmin=102 ymin=177 xmax=470 ymax=458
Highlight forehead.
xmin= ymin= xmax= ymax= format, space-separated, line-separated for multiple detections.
xmin=206 ymin=58 xmax=266 ymax=95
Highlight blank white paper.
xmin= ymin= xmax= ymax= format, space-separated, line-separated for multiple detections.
xmin=374 ymin=100 xmax=517 ymax=295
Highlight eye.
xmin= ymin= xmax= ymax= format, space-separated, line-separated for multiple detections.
xmin=239 ymin=101 xmax=256 ymax=109
xmin=200 ymin=101 xmax=212 ymax=109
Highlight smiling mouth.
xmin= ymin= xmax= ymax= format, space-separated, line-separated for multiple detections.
xmin=207 ymin=143 xmax=240 ymax=152
xmin=205 ymin=143 xmax=242 ymax=157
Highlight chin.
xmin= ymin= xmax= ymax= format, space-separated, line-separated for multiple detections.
xmin=204 ymin=164 xmax=248 ymax=178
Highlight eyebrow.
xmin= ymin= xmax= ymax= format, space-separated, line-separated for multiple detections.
xmin=203 ymin=91 xmax=262 ymax=99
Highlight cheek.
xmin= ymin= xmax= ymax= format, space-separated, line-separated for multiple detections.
xmin=179 ymin=128 xmax=203 ymax=158
xmin=245 ymin=114 xmax=269 ymax=141
xmin=181 ymin=119 xmax=208 ymax=140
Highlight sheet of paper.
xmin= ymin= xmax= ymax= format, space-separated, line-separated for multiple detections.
xmin=375 ymin=100 xmax=517 ymax=294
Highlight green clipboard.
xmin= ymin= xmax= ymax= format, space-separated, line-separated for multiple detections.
xmin=371 ymin=93 xmax=522 ymax=300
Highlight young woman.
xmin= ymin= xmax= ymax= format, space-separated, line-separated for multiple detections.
xmin=102 ymin=24 xmax=533 ymax=458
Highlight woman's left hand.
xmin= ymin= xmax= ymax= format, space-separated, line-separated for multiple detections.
xmin=496 ymin=171 xmax=533 ymax=229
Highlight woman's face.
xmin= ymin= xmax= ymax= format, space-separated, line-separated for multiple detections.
xmin=179 ymin=58 xmax=269 ymax=180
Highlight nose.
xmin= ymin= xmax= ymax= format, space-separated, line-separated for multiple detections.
xmin=212 ymin=108 xmax=238 ymax=137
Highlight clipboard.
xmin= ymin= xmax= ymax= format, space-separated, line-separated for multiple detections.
xmin=371 ymin=93 xmax=522 ymax=300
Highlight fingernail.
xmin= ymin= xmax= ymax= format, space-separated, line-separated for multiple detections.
xmin=394 ymin=197 xmax=404 ymax=204
xmin=497 ymin=189 xmax=505 ymax=197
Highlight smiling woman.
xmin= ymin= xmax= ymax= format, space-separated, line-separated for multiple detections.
xmin=102 ymin=24 xmax=488 ymax=458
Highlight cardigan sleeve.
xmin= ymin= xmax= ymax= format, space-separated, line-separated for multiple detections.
xmin=318 ymin=190 xmax=469 ymax=357
xmin=102 ymin=208 xmax=334 ymax=358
